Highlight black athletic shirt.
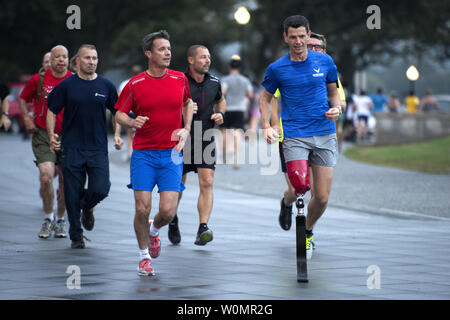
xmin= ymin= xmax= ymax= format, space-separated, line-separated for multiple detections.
xmin=184 ymin=70 xmax=222 ymax=136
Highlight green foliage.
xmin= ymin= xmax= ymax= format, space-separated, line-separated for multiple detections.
xmin=245 ymin=0 xmax=449 ymax=85
xmin=0 ymin=0 xmax=240 ymax=79
xmin=0 ymin=0 xmax=448 ymax=86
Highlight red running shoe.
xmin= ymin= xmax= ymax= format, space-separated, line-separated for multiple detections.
xmin=148 ymin=220 xmax=161 ymax=258
xmin=137 ymin=258 xmax=155 ymax=276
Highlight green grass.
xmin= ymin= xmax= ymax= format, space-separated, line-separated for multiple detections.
xmin=344 ymin=135 xmax=450 ymax=174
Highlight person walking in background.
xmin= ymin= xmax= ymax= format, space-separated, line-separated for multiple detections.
xmin=352 ymin=90 xmax=373 ymax=141
xmin=19 ymin=45 xmax=72 ymax=239
xmin=419 ymin=89 xmax=439 ymax=113
xmin=69 ymin=54 xmax=79 ymax=74
xmin=169 ymin=44 xmax=226 ymax=246
xmin=370 ymin=88 xmax=387 ymax=113
xmin=405 ymin=90 xmax=419 ymax=113
xmin=41 ymin=52 xmax=51 ymax=71
xmin=115 ymin=30 xmax=194 ymax=276
xmin=386 ymin=91 xmax=400 ymax=113
xmin=47 ymin=44 xmax=123 ymax=249
xmin=221 ymin=55 xmax=253 ymax=169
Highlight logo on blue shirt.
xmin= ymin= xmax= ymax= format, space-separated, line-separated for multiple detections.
xmin=313 ymin=68 xmax=324 ymax=77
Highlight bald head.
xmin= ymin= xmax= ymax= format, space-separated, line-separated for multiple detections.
xmin=51 ymin=45 xmax=68 ymax=56
xmin=50 ymin=45 xmax=69 ymax=75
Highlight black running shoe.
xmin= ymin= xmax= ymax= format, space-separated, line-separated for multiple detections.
xmin=81 ymin=207 xmax=95 ymax=231
xmin=195 ymin=227 xmax=213 ymax=246
xmin=168 ymin=215 xmax=181 ymax=245
xmin=71 ymin=238 xmax=85 ymax=249
xmin=279 ymin=197 xmax=293 ymax=231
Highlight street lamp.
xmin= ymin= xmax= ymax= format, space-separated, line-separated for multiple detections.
xmin=234 ymin=6 xmax=251 ymax=67
xmin=234 ymin=6 xmax=251 ymax=25
xmin=406 ymin=65 xmax=419 ymax=92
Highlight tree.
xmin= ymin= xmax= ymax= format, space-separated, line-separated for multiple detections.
xmin=0 ymin=0 xmax=241 ymax=80
xmin=244 ymin=0 xmax=449 ymax=89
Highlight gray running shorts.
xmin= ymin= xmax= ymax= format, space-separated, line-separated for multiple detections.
xmin=282 ymin=134 xmax=338 ymax=167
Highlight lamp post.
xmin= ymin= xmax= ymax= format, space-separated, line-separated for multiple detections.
xmin=406 ymin=65 xmax=419 ymax=92
xmin=234 ymin=6 xmax=251 ymax=64
xmin=234 ymin=6 xmax=250 ymax=25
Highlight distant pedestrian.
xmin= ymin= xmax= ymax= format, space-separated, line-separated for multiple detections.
xmin=221 ymin=55 xmax=253 ymax=169
xmin=419 ymin=89 xmax=439 ymax=113
xmin=386 ymin=91 xmax=400 ymax=113
xmin=405 ymin=90 xmax=419 ymax=114
xmin=69 ymin=54 xmax=79 ymax=74
xmin=169 ymin=44 xmax=226 ymax=246
xmin=115 ymin=30 xmax=194 ymax=276
xmin=47 ymin=44 xmax=123 ymax=249
xmin=19 ymin=46 xmax=72 ymax=239
xmin=370 ymin=88 xmax=387 ymax=113
xmin=42 ymin=52 xmax=51 ymax=71
xmin=352 ymin=90 xmax=373 ymax=141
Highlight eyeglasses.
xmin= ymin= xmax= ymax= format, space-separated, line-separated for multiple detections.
xmin=307 ymin=44 xmax=325 ymax=51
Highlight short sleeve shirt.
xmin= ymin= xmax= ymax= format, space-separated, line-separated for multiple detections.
xmin=115 ymin=70 xmax=191 ymax=150
xmin=20 ymin=69 xmax=72 ymax=133
xmin=47 ymin=74 xmax=118 ymax=151
xmin=222 ymin=73 xmax=252 ymax=112
xmin=185 ymin=71 xmax=222 ymax=134
xmin=261 ymin=50 xmax=338 ymax=138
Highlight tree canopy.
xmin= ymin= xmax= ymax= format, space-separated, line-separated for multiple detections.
xmin=1 ymin=0 xmax=448 ymax=90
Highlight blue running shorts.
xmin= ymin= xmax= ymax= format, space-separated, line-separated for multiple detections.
xmin=128 ymin=148 xmax=185 ymax=193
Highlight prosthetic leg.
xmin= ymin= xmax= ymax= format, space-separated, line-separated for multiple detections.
xmin=286 ymin=160 xmax=311 ymax=283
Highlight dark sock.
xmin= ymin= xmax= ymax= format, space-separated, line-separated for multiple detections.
xmin=198 ymin=223 xmax=208 ymax=234
xmin=170 ymin=215 xmax=178 ymax=225
xmin=306 ymin=229 xmax=313 ymax=236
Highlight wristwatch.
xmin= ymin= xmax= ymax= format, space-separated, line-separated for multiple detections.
xmin=1 ymin=111 xmax=8 ymax=117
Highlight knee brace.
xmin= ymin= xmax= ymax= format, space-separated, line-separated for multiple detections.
xmin=286 ymin=160 xmax=310 ymax=195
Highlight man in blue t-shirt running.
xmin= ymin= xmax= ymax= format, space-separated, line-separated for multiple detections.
xmin=47 ymin=44 xmax=123 ymax=249
xmin=260 ymin=15 xmax=342 ymax=260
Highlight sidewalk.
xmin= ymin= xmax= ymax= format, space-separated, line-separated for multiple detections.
xmin=1 ymin=134 xmax=450 ymax=300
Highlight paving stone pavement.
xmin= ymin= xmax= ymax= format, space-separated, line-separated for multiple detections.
xmin=1 ymin=134 xmax=450 ymax=301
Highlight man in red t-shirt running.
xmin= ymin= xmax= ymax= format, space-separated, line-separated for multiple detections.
xmin=19 ymin=45 xmax=72 ymax=239
xmin=115 ymin=30 xmax=194 ymax=276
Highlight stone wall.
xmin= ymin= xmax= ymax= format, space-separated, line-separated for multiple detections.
xmin=374 ymin=113 xmax=450 ymax=145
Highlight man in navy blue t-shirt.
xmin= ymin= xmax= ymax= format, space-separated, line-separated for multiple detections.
xmin=260 ymin=15 xmax=341 ymax=260
xmin=47 ymin=44 xmax=123 ymax=248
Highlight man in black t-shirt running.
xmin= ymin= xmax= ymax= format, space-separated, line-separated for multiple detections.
xmin=169 ymin=45 xmax=226 ymax=246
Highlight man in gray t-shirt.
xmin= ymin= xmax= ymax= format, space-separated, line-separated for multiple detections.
xmin=221 ymin=56 xmax=253 ymax=168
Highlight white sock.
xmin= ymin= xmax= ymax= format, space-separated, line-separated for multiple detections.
xmin=150 ymin=221 xmax=159 ymax=237
xmin=45 ymin=212 xmax=54 ymax=221
xmin=139 ymin=248 xmax=150 ymax=260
